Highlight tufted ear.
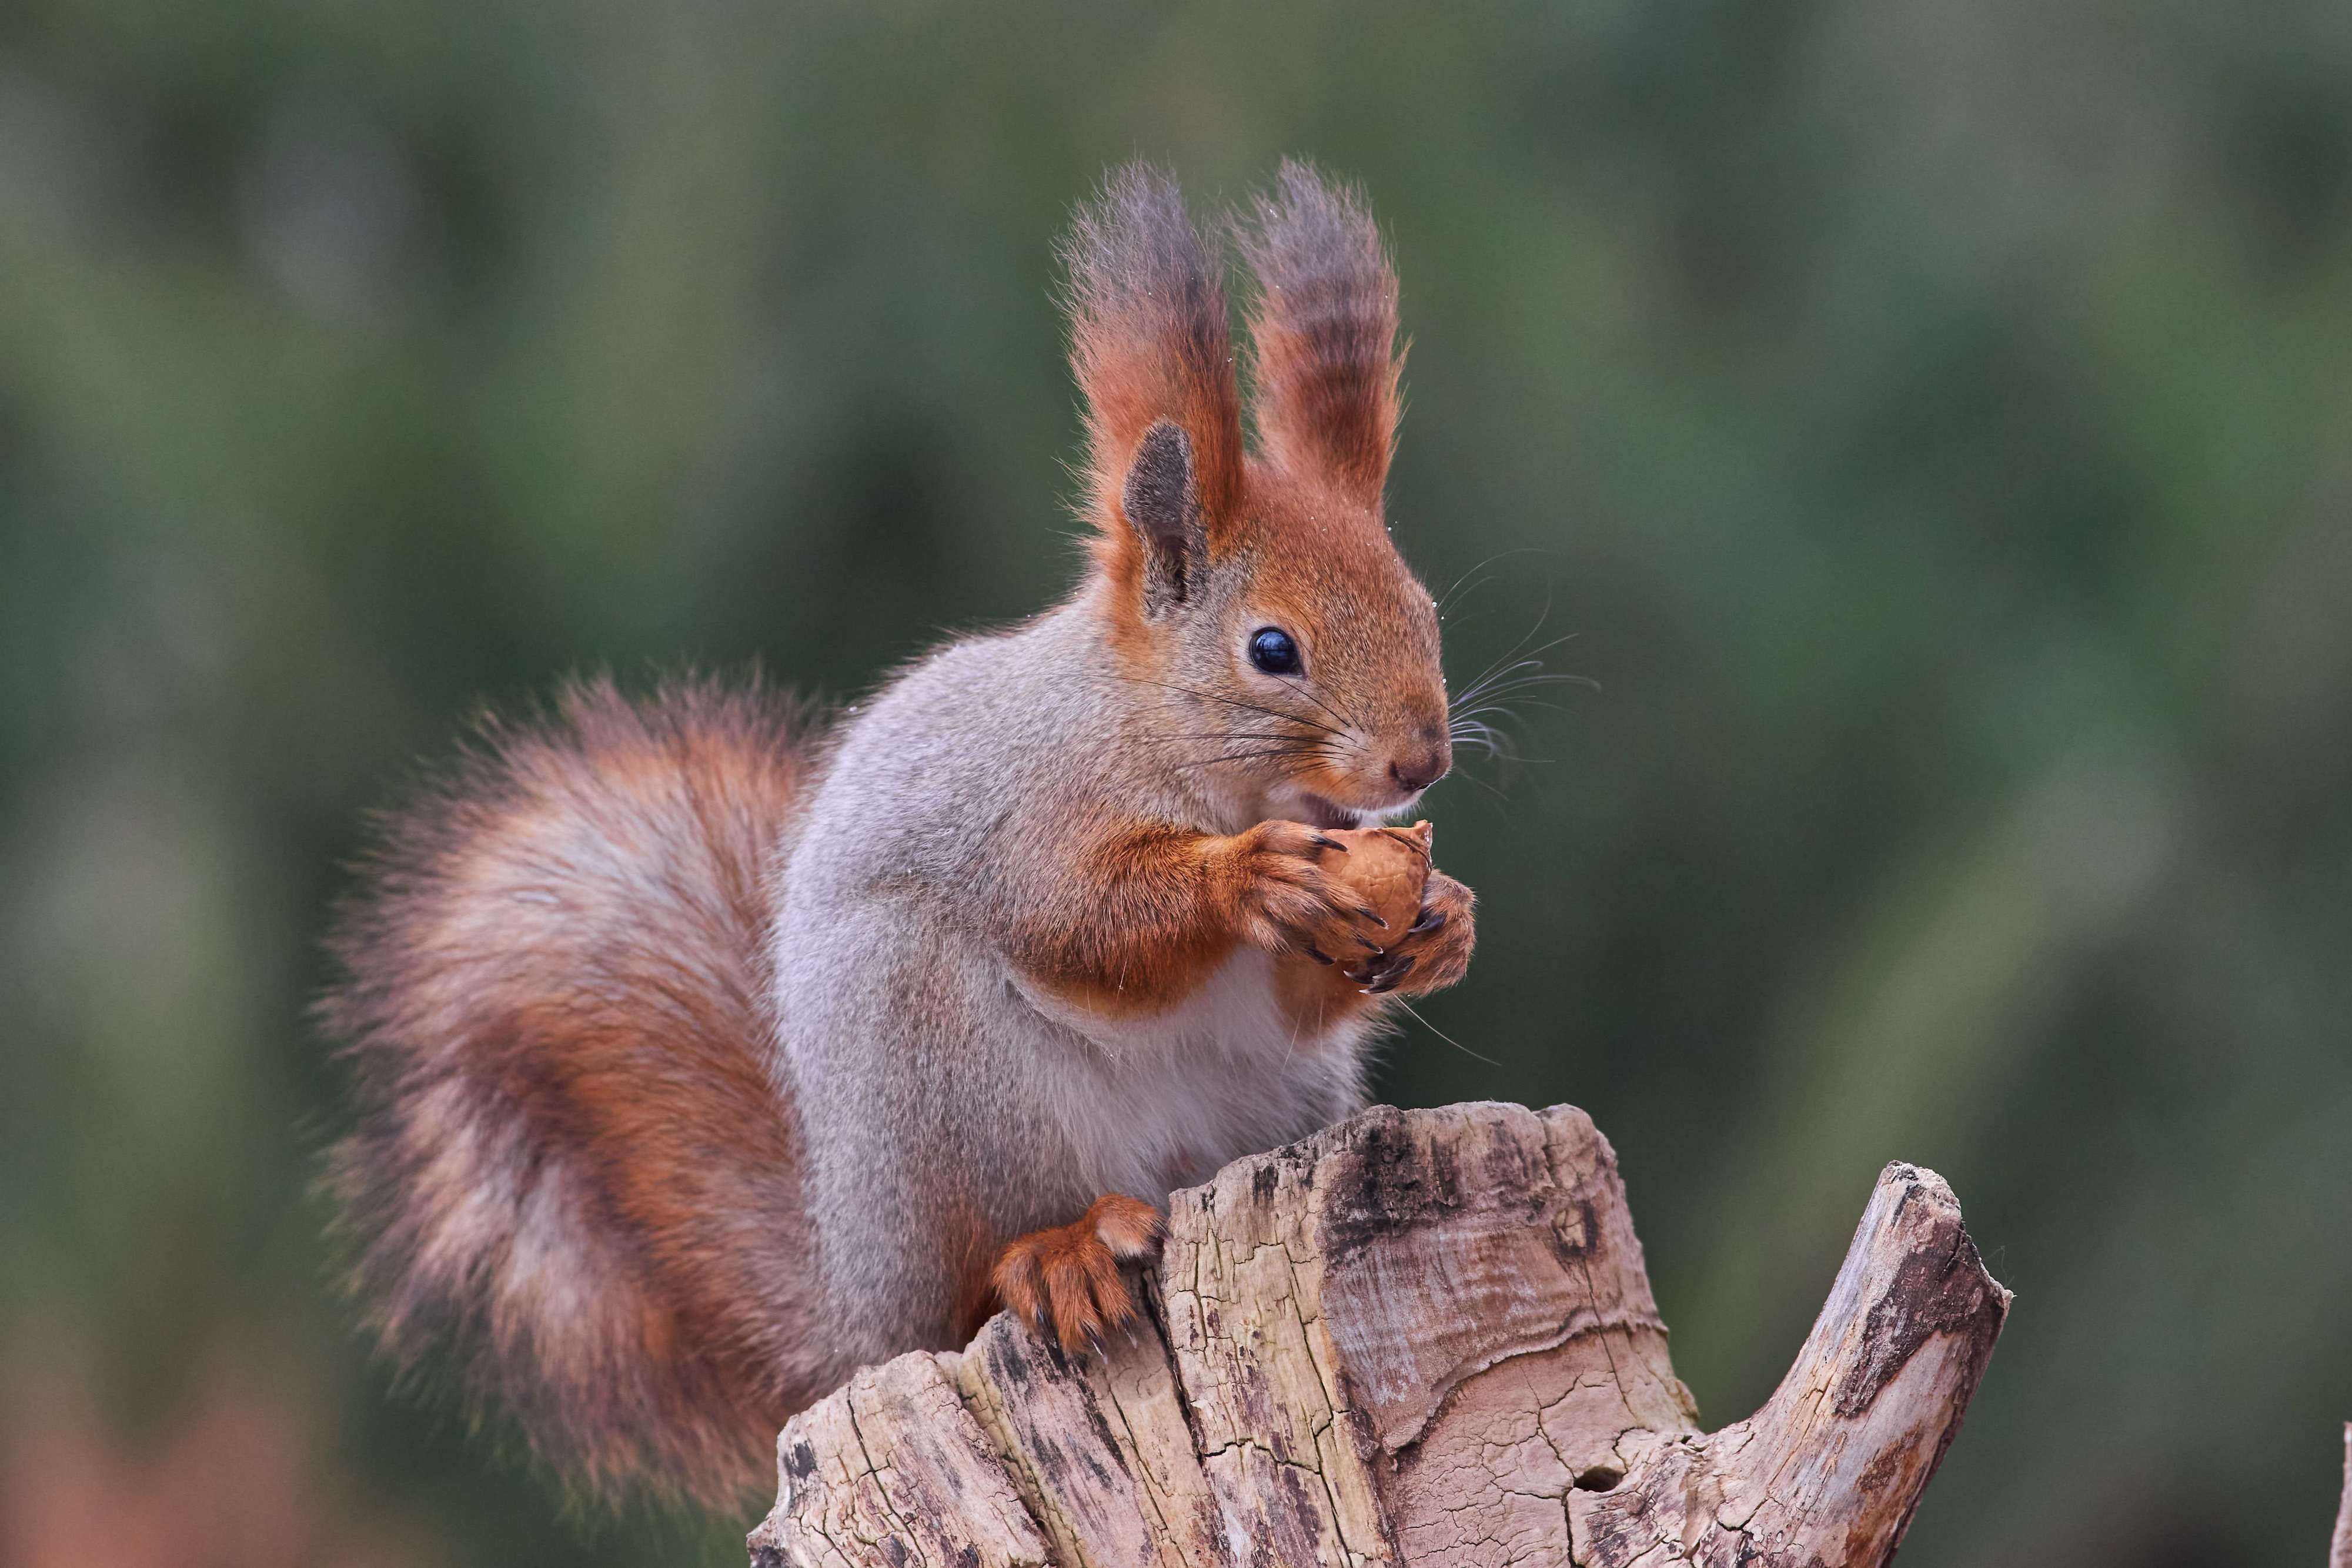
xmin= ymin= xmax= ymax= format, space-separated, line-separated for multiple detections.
xmin=1236 ymin=160 xmax=1403 ymax=507
xmin=1063 ymin=165 xmax=1246 ymax=604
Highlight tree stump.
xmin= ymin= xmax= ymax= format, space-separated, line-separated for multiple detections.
xmin=2333 ymin=1424 xmax=2352 ymax=1568
xmin=747 ymin=1102 xmax=2009 ymax=1567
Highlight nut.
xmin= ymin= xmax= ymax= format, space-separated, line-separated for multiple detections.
xmin=1320 ymin=820 xmax=1432 ymax=935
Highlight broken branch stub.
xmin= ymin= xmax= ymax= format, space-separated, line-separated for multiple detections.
xmin=749 ymin=1102 xmax=2010 ymax=1567
xmin=2333 ymin=1425 xmax=2351 ymax=1568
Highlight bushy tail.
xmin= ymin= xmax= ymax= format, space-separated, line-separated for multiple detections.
xmin=322 ymin=674 xmax=834 ymax=1508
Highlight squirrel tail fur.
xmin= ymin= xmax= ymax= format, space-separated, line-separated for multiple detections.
xmin=321 ymin=674 xmax=831 ymax=1507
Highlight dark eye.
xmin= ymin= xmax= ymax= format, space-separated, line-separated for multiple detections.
xmin=1248 ymin=627 xmax=1301 ymax=676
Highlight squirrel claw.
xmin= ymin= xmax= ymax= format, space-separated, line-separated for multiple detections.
xmin=992 ymin=1194 xmax=1163 ymax=1360
xmin=1349 ymin=951 xmax=1417 ymax=992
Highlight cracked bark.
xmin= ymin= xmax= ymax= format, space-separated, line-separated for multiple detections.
xmin=749 ymin=1102 xmax=2010 ymax=1567
xmin=2333 ymin=1425 xmax=2351 ymax=1568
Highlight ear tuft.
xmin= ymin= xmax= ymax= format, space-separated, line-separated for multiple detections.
xmin=1063 ymin=165 xmax=1246 ymax=599
xmin=1236 ymin=160 xmax=1403 ymax=506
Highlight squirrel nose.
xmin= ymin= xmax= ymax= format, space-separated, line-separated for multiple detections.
xmin=1388 ymin=742 xmax=1450 ymax=796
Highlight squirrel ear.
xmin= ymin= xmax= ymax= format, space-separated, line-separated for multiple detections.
xmin=1122 ymin=420 xmax=1205 ymax=614
xmin=1237 ymin=161 xmax=1403 ymax=507
xmin=1063 ymin=165 xmax=1247 ymax=601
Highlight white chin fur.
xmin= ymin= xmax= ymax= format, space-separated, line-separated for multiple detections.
xmin=1288 ymin=790 xmax=1424 ymax=831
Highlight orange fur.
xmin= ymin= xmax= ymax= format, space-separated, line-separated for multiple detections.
xmin=1377 ymin=870 xmax=1478 ymax=997
xmin=323 ymin=163 xmax=1478 ymax=1503
xmin=1000 ymin=815 xmax=1390 ymax=1018
xmin=1274 ymin=950 xmax=1366 ymax=1038
xmin=1238 ymin=159 xmax=1405 ymax=507
xmin=322 ymin=676 xmax=834 ymax=1508
xmin=1018 ymin=168 xmax=1452 ymax=1027
xmin=1065 ymin=167 xmax=1247 ymax=607
xmin=934 ymin=1186 xmax=1017 ymax=1345
xmin=990 ymin=1196 xmax=1165 ymax=1358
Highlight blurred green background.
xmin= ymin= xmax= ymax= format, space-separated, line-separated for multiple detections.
xmin=4 ymin=1 xmax=2348 ymax=1563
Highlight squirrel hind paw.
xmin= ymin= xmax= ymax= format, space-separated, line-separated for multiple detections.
xmin=991 ymin=1195 xmax=1163 ymax=1358
xmin=1086 ymin=1193 xmax=1164 ymax=1260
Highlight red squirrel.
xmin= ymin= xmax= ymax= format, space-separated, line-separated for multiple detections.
xmin=323 ymin=161 xmax=1476 ymax=1508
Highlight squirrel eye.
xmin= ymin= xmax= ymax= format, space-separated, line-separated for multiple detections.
xmin=1248 ymin=627 xmax=1301 ymax=676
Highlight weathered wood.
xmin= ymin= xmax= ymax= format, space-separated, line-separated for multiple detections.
xmin=752 ymin=1355 xmax=1051 ymax=1567
xmin=748 ymin=1102 xmax=2010 ymax=1567
xmin=2333 ymin=1423 xmax=2352 ymax=1568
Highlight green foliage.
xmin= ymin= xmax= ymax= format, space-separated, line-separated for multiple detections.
xmin=3 ymin=1 xmax=2348 ymax=1563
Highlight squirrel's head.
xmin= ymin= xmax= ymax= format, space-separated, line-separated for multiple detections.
xmin=1065 ymin=162 xmax=1449 ymax=831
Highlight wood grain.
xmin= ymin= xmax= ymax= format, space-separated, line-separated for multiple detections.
xmin=2333 ymin=1423 xmax=2352 ymax=1568
xmin=749 ymin=1102 xmax=2011 ymax=1567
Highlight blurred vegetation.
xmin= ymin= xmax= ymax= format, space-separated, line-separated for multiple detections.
xmin=4 ymin=1 xmax=2350 ymax=1564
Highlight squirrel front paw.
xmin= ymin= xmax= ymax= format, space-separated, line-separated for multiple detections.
xmin=1218 ymin=819 xmax=1391 ymax=964
xmin=1347 ymin=869 xmax=1476 ymax=998
xmin=991 ymin=1194 xmax=1164 ymax=1358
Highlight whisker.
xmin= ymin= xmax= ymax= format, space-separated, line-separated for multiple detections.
xmin=1450 ymin=698 xmax=1571 ymax=725
xmin=1275 ymin=674 xmax=1362 ymax=735
xmin=1446 ymin=720 xmax=1511 ymax=757
xmin=1438 ymin=573 xmax=1496 ymax=618
xmin=1437 ymin=577 xmax=1593 ymax=805
xmin=1449 ymin=640 xmax=1585 ymax=708
xmin=1166 ymin=743 xmax=1325 ymax=760
xmin=1441 ymin=765 xmax=1511 ymax=802
xmin=1092 ymin=674 xmax=1349 ymax=740
xmin=1391 ymin=997 xmax=1501 ymax=1066
xmin=1452 ymin=591 xmax=1555 ymax=688
xmin=1167 ymin=750 xmax=1326 ymax=774
xmin=1457 ymin=672 xmax=1596 ymax=702
xmin=1134 ymin=731 xmax=1329 ymax=745
xmin=1434 ymin=547 xmax=1550 ymax=617
xmin=1453 ymin=658 xmax=1544 ymax=703
xmin=1449 ymin=738 xmax=1555 ymax=765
